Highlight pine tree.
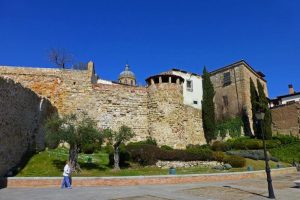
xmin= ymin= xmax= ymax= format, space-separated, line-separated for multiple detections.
xmin=201 ymin=67 xmax=216 ymax=143
xmin=257 ymin=80 xmax=272 ymax=139
xmin=250 ymin=78 xmax=259 ymax=137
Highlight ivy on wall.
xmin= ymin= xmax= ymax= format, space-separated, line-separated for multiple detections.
xmin=216 ymin=117 xmax=243 ymax=138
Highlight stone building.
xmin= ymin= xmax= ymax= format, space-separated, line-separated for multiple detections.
xmin=209 ymin=60 xmax=268 ymax=129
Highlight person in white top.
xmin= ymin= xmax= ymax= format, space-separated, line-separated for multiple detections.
xmin=61 ymin=160 xmax=72 ymax=189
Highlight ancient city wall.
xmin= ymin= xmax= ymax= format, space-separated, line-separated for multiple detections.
xmin=0 ymin=77 xmax=54 ymax=177
xmin=271 ymin=102 xmax=300 ymax=137
xmin=148 ymin=83 xmax=205 ymax=149
xmin=70 ymin=84 xmax=150 ymax=142
xmin=0 ymin=65 xmax=206 ymax=148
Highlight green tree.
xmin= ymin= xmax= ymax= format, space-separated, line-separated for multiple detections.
xmin=103 ymin=125 xmax=135 ymax=170
xmin=45 ymin=113 xmax=102 ymax=171
xmin=257 ymin=80 xmax=272 ymax=139
xmin=250 ymin=78 xmax=259 ymax=136
xmin=201 ymin=67 xmax=216 ymax=143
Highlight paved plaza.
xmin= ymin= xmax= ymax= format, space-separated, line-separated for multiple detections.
xmin=0 ymin=173 xmax=299 ymax=200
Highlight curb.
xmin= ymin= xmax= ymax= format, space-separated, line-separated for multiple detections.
xmin=1 ymin=167 xmax=297 ymax=188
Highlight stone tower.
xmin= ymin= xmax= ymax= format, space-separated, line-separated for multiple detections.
xmin=118 ymin=64 xmax=136 ymax=86
xmin=146 ymin=74 xmax=205 ymax=149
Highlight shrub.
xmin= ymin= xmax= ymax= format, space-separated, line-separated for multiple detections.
xmin=212 ymin=151 xmax=226 ymax=162
xmin=273 ymin=135 xmax=300 ymax=145
xmin=185 ymin=146 xmax=214 ymax=161
xmin=127 ymin=136 xmax=157 ymax=146
xmin=212 ymin=141 xmax=229 ymax=152
xmin=226 ymin=150 xmax=278 ymax=162
xmin=81 ymin=142 xmax=102 ymax=154
xmin=266 ymin=139 xmax=281 ymax=149
xmin=160 ymin=145 xmax=173 ymax=151
xmin=223 ymin=155 xmax=246 ymax=168
xmin=103 ymin=145 xmax=114 ymax=154
xmin=126 ymin=143 xmax=216 ymax=165
xmin=216 ymin=117 xmax=243 ymax=138
xmin=126 ymin=144 xmax=160 ymax=165
xmin=186 ymin=144 xmax=211 ymax=150
xmin=226 ymin=137 xmax=263 ymax=150
xmin=81 ymin=143 xmax=97 ymax=154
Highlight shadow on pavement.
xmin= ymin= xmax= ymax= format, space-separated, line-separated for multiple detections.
xmin=223 ymin=185 xmax=268 ymax=199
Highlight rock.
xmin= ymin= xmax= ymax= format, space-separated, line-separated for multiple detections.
xmin=223 ymin=164 xmax=232 ymax=170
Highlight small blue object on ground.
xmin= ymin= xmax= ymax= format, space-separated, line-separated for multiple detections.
xmin=169 ymin=167 xmax=176 ymax=175
xmin=247 ymin=166 xmax=254 ymax=171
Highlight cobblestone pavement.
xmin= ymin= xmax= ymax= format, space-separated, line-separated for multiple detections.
xmin=0 ymin=173 xmax=299 ymax=200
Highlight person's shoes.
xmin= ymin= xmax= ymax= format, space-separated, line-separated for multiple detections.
xmin=67 ymin=187 xmax=72 ymax=189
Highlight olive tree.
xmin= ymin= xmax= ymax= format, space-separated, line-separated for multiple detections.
xmin=103 ymin=125 xmax=135 ymax=170
xmin=45 ymin=113 xmax=102 ymax=171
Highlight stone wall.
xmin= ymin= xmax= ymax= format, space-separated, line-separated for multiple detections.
xmin=0 ymin=65 xmax=205 ymax=149
xmin=147 ymin=83 xmax=205 ymax=149
xmin=0 ymin=77 xmax=54 ymax=177
xmin=271 ymin=102 xmax=300 ymax=137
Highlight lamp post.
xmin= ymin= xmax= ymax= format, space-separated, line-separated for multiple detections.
xmin=255 ymin=111 xmax=275 ymax=199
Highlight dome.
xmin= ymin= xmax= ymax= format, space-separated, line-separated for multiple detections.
xmin=119 ymin=64 xmax=135 ymax=79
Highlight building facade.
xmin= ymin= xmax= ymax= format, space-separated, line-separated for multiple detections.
xmin=209 ymin=60 xmax=268 ymax=133
xmin=162 ymin=69 xmax=203 ymax=110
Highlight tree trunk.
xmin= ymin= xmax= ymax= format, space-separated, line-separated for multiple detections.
xmin=113 ymin=145 xmax=120 ymax=170
xmin=69 ymin=144 xmax=81 ymax=172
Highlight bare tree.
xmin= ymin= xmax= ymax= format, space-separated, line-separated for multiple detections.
xmin=48 ymin=48 xmax=73 ymax=69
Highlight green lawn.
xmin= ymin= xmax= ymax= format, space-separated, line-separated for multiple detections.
xmin=270 ymin=143 xmax=300 ymax=163
xmin=16 ymin=148 xmax=287 ymax=177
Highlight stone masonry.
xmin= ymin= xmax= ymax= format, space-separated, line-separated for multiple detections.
xmin=210 ymin=60 xmax=268 ymax=133
xmin=0 ymin=77 xmax=54 ymax=177
xmin=0 ymin=63 xmax=205 ymax=151
xmin=271 ymin=102 xmax=300 ymax=137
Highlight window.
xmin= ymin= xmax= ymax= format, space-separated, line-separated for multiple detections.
xmin=131 ymin=80 xmax=133 ymax=85
xmin=186 ymin=80 xmax=193 ymax=91
xmin=223 ymin=96 xmax=229 ymax=107
xmin=193 ymin=101 xmax=198 ymax=104
xmin=223 ymin=72 xmax=231 ymax=86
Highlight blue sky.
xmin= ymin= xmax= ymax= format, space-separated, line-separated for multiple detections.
xmin=0 ymin=0 xmax=299 ymax=98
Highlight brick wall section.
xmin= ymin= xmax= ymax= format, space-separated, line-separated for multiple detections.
xmin=271 ymin=102 xmax=300 ymax=136
xmin=0 ymin=77 xmax=54 ymax=177
xmin=0 ymin=65 xmax=205 ymax=148
xmin=3 ymin=167 xmax=297 ymax=188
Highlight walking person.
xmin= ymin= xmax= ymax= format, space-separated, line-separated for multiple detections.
xmin=61 ymin=160 xmax=72 ymax=189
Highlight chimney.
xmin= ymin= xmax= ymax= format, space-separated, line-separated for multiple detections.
xmin=288 ymin=84 xmax=295 ymax=94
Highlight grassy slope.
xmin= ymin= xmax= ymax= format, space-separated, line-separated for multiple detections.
xmin=16 ymin=148 xmax=285 ymax=177
xmin=270 ymin=143 xmax=300 ymax=163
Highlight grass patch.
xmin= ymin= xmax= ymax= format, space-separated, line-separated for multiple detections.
xmin=270 ymin=143 xmax=300 ymax=163
xmin=16 ymin=148 xmax=288 ymax=177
